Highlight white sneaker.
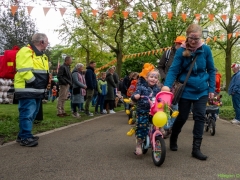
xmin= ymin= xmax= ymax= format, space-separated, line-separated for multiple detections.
xmin=72 ymin=112 xmax=80 ymax=118
xmin=231 ymin=119 xmax=240 ymax=124
xmin=102 ymin=109 xmax=107 ymax=114
xmin=109 ymin=110 xmax=116 ymax=114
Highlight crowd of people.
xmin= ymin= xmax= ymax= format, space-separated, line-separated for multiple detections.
xmin=13 ymin=23 xmax=240 ymax=166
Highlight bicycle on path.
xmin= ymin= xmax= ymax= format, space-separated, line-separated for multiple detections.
xmin=204 ymin=105 xmax=219 ymax=136
xmin=140 ymin=91 xmax=176 ymax=166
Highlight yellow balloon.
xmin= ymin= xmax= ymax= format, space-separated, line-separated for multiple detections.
xmin=152 ymin=111 xmax=168 ymax=127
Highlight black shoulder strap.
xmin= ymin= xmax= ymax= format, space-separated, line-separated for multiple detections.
xmin=182 ymin=55 xmax=198 ymax=86
xmin=165 ymin=49 xmax=171 ymax=66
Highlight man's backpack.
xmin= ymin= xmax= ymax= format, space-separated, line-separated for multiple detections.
xmin=165 ymin=49 xmax=171 ymax=66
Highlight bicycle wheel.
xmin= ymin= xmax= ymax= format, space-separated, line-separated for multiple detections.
xmin=209 ymin=117 xmax=216 ymax=136
xmin=151 ymin=136 xmax=166 ymax=166
xmin=204 ymin=117 xmax=209 ymax=132
xmin=142 ymin=135 xmax=149 ymax=154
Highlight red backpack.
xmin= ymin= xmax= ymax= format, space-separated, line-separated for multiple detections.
xmin=0 ymin=46 xmax=20 ymax=79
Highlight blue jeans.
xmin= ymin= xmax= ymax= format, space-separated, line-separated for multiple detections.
xmin=164 ymin=103 xmax=178 ymax=130
xmin=18 ymin=98 xmax=41 ymax=139
xmin=172 ymin=96 xmax=208 ymax=139
xmin=92 ymin=93 xmax=98 ymax=106
xmin=95 ymin=94 xmax=105 ymax=112
xmin=232 ymin=93 xmax=240 ymax=120
xmin=48 ymin=90 xmax=52 ymax=101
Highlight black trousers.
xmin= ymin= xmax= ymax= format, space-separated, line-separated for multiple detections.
xmin=171 ymin=95 xmax=208 ymax=139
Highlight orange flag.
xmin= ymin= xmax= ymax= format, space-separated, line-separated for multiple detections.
xmin=11 ymin=6 xmax=18 ymax=16
xmin=206 ymin=37 xmax=211 ymax=44
xmin=122 ymin=11 xmax=129 ymax=19
xmin=195 ymin=14 xmax=201 ymax=22
xmin=167 ymin=12 xmax=173 ymax=20
xmin=152 ymin=50 xmax=155 ymax=54
xmin=92 ymin=9 xmax=98 ymax=16
xmin=213 ymin=36 xmax=217 ymax=42
xmin=160 ymin=49 xmax=163 ymax=53
xmin=76 ymin=8 xmax=82 ymax=17
xmin=27 ymin=6 xmax=34 ymax=15
xmin=148 ymin=51 xmax=151 ymax=56
xmin=236 ymin=15 xmax=240 ymax=22
xmin=228 ymin=33 xmax=232 ymax=39
xmin=181 ymin=13 xmax=187 ymax=22
xmin=220 ymin=34 xmax=224 ymax=40
xmin=208 ymin=14 xmax=214 ymax=21
xmin=59 ymin=8 xmax=67 ymax=16
xmin=137 ymin=11 xmax=143 ymax=19
xmin=236 ymin=32 xmax=239 ymax=38
xmin=107 ymin=10 xmax=114 ymax=18
xmin=151 ymin=12 xmax=158 ymax=20
xmin=221 ymin=14 xmax=227 ymax=21
xmin=43 ymin=7 xmax=50 ymax=16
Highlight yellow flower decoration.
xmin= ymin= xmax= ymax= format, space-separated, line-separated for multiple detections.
xmin=127 ymin=128 xmax=135 ymax=136
xmin=171 ymin=111 xmax=179 ymax=118
xmin=139 ymin=63 xmax=155 ymax=79
xmin=128 ymin=118 xmax=134 ymax=124
xmin=124 ymin=98 xmax=131 ymax=103
xmin=157 ymin=103 xmax=163 ymax=109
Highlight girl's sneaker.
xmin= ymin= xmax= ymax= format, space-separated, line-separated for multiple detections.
xmin=102 ymin=109 xmax=107 ymax=114
xmin=135 ymin=139 xmax=143 ymax=155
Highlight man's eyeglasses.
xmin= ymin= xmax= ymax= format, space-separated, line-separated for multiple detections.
xmin=187 ymin=37 xmax=201 ymax=41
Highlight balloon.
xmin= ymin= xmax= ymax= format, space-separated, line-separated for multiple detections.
xmin=152 ymin=111 xmax=167 ymax=127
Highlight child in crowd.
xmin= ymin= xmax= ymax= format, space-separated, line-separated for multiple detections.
xmin=95 ymin=72 xmax=108 ymax=114
xmin=51 ymin=85 xmax=57 ymax=102
xmin=131 ymin=63 xmax=160 ymax=155
xmin=125 ymin=72 xmax=139 ymax=115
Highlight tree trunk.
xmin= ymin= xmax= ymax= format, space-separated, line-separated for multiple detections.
xmin=225 ymin=44 xmax=232 ymax=90
xmin=116 ymin=51 xmax=123 ymax=78
xmin=86 ymin=49 xmax=90 ymax=66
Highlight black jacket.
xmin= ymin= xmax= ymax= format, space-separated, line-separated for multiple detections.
xmin=85 ymin=66 xmax=97 ymax=90
xmin=57 ymin=63 xmax=72 ymax=86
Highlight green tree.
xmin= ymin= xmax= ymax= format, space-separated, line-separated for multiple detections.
xmin=0 ymin=7 xmax=36 ymax=54
xmin=207 ymin=0 xmax=240 ymax=89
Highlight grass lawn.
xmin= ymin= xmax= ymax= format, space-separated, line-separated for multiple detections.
xmin=0 ymin=91 xmax=235 ymax=144
xmin=0 ymin=100 xmax=124 ymax=144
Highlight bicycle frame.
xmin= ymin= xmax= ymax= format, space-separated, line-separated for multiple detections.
xmin=151 ymin=126 xmax=163 ymax=150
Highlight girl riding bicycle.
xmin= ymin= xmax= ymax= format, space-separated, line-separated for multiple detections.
xmin=131 ymin=63 xmax=160 ymax=155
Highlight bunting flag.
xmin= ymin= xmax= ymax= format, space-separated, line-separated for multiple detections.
xmin=151 ymin=12 xmax=158 ymax=20
xmin=137 ymin=11 xmax=143 ymax=19
xmin=236 ymin=15 xmax=240 ymax=22
xmin=43 ymin=7 xmax=50 ymax=16
xmin=236 ymin=32 xmax=239 ymax=38
xmin=107 ymin=10 xmax=114 ymax=18
xmin=10 ymin=6 xmax=18 ymax=16
xmin=195 ymin=14 xmax=200 ymax=22
xmin=59 ymin=8 xmax=67 ymax=16
xmin=220 ymin=34 xmax=224 ymax=40
xmin=27 ymin=6 xmax=34 ymax=15
xmin=213 ymin=36 xmax=217 ymax=42
xmin=92 ymin=9 xmax=98 ymax=16
xmin=221 ymin=14 xmax=227 ymax=21
xmin=122 ymin=11 xmax=129 ymax=19
xmin=181 ymin=13 xmax=187 ymax=22
xmin=208 ymin=14 xmax=214 ymax=21
xmin=228 ymin=33 xmax=232 ymax=39
xmin=76 ymin=8 xmax=82 ymax=17
xmin=167 ymin=12 xmax=173 ymax=20
xmin=206 ymin=37 xmax=211 ymax=44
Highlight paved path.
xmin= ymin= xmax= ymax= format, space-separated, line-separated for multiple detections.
xmin=0 ymin=112 xmax=240 ymax=180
